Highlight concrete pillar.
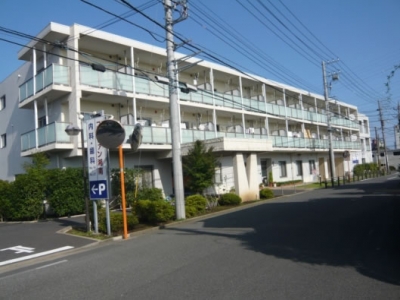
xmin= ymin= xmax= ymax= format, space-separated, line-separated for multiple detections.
xmin=233 ymin=153 xmax=260 ymax=202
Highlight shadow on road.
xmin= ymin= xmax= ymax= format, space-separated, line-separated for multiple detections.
xmin=168 ymin=179 xmax=400 ymax=286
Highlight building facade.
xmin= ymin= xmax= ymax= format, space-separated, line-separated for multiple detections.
xmin=0 ymin=23 xmax=372 ymax=200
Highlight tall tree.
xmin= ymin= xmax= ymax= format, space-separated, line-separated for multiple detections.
xmin=183 ymin=140 xmax=218 ymax=194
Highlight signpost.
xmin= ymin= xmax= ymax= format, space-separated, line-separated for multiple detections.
xmin=89 ymin=180 xmax=108 ymax=199
xmin=95 ymin=119 xmax=127 ymax=239
xmin=86 ymin=115 xmax=107 ymax=233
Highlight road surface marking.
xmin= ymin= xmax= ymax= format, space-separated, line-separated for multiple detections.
xmin=0 ymin=246 xmax=73 ymax=267
xmin=0 ymin=246 xmax=35 ymax=254
xmin=35 ymin=260 xmax=68 ymax=270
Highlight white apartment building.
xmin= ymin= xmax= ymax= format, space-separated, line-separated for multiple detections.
xmin=0 ymin=22 xmax=372 ymax=201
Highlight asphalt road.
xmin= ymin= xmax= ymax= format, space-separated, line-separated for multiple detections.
xmin=0 ymin=176 xmax=399 ymax=299
xmin=0 ymin=216 xmax=96 ymax=267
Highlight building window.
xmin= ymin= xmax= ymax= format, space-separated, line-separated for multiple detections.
xmin=0 ymin=95 xmax=5 ymax=111
xmin=309 ymin=160 xmax=316 ymax=175
xmin=261 ymin=159 xmax=268 ymax=177
xmin=214 ymin=162 xmax=222 ymax=184
xmin=279 ymin=161 xmax=287 ymax=178
xmin=135 ymin=166 xmax=153 ymax=188
xmin=0 ymin=134 xmax=6 ymax=148
xmin=38 ymin=116 xmax=47 ymax=128
xmin=296 ymin=160 xmax=303 ymax=176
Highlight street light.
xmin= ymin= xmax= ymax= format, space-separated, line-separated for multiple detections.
xmin=65 ymin=123 xmax=91 ymax=232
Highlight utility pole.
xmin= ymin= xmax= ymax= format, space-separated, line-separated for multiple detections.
xmin=164 ymin=0 xmax=188 ymax=219
xmin=378 ymin=100 xmax=389 ymax=173
xmin=322 ymin=60 xmax=337 ymax=186
xmin=374 ymin=127 xmax=381 ymax=168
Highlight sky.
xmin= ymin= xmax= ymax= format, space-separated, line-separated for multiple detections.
xmin=1 ymin=0 xmax=399 ymax=147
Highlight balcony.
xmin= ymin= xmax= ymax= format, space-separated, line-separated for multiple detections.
xmin=79 ymin=66 xmax=361 ymax=131
xmin=21 ymin=122 xmax=71 ymax=152
xmin=21 ymin=121 xmax=362 ymax=154
xmin=19 ymin=64 xmax=70 ymax=103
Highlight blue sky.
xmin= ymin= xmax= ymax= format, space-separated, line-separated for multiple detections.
xmin=1 ymin=0 xmax=399 ymax=147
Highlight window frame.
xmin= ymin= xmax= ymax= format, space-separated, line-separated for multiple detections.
xmin=296 ymin=160 xmax=303 ymax=176
xmin=0 ymin=95 xmax=5 ymax=111
xmin=279 ymin=161 xmax=287 ymax=178
xmin=0 ymin=134 xmax=6 ymax=148
xmin=309 ymin=160 xmax=316 ymax=175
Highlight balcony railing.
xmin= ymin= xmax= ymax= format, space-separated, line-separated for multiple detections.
xmin=21 ymin=121 xmax=362 ymax=152
xmin=79 ymin=66 xmax=361 ymax=131
xmin=21 ymin=122 xmax=71 ymax=151
xmin=19 ymin=64 xmax=70 ymax=103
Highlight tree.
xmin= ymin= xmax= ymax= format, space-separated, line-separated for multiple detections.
xmin=182 ymin=140 xmax=218 ymax=194
xmin=11 ymin=153 xmax=50 ymax=220
xmin=46 ymin=168 xmax=85 ymax=217
xmin=0 ymin=180 xmax=13 ymax=221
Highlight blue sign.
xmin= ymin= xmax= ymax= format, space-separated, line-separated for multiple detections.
xmin=89 ymin=180 xmax=109 ymax=200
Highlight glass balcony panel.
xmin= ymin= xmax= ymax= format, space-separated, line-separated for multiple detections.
xmin=140 ymin=126 xmax=151 ymax=143
xmin=80 ymin=65 xmax=99 ymax=87
xmin=193 ymin=130 xmax=205 ymax=141
xmin=242 ymin=97 xmax=250 ymax=110
xmin=223 ymin=94 xmax=234 ymax=108
xmin=116 ymin=73 xmax=133 ymax=92
xmin=259 ymin=101 xmax=266 ymax=112
xmin=135 ymin=77 xmax=150 ymax=94
xmin=278 ymin=105 xmax=286 ymax=116
xmin=21 ymin=130 xmax=36 ymax=151
xmin=99 ymin=70 xmax=114 ymax=89
xmin=26 ymin=79 xmax=34 ymax=98
xmin=192 ymin=91 xmax=204 ymax=103
xmin=36 ymin=72 xmax=44 ymax=92
xmin=149 ymin=81 xmax=166 ymax=97
xmin=214 ymin=92 xmax=224 ymax=107
xmin=56 ymin=123 xmax=72 ymax=143
xmin=250 ymin=99 xmax=259 ymax=111
xmin=204 ymin=131 xmax=215 ymax=140
xmin=217 ymin=132 xmax=226 ymax=138
xmin=151 ymin=127 xmax=169 ymax=144
xmin=44 ymin=65 xmax=53 ymax=87
xmin=53 ymin=64 xmax=69 ymax=85
xmin=266 ymin=103 xmax=273 ymax=114
xmin=181 ymin=129 xmax=194 ymax=143
xmin=179 ymin=92 xmax=190 ymax=101
xmin=37 ymin=126 xmax=52 ymax=146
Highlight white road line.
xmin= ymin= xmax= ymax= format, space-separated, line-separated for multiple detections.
xmin=35 ymin=260 xmax=68 ymax=270
xmin=387 ymin=176 xmax=398 ymax=180
xmin=0 ymin=246 xmax=74 ymax=267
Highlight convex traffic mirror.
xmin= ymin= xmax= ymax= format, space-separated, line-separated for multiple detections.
xmin=96 ymin=119 xmax=126 ymax=149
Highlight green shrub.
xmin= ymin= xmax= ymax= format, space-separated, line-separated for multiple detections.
xmin=97 ymin=209 xmax=139 ymax=235
xmin=185 ymin=194 xmax=207 ymax=217
xmin=185 ymin=206 xmax=198 ymax=218
xmin=260 ymin=188 xmax=274 ymax=199
xmin=0 ymin=180 xmax=13 ymax=221
xmin=127 ymin=188 xmax=164 ymax=207
xmin=135 ymin=200 xmax=152 ymax=222
xmin=46 ymin=168 xmax=85 ymax=217
xmin=218 ymin=193 xmax=242 ymax=206
xmin=135 ymin=199 xmax=175 ymax=224
xmin=353 ymin=163 xmax=379 ymax=176
xmin=137 ymin=187 xmax=164 ymax=201
xmin=149 ymin=200 xmax=175 ymax=223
